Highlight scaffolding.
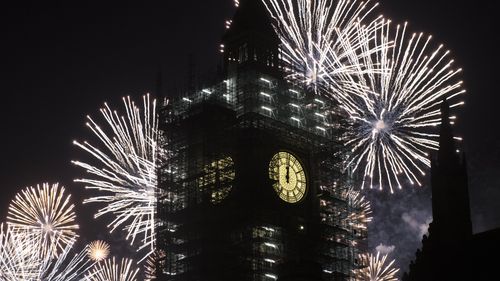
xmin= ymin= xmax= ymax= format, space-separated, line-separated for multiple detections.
xmin=157 ymin=65 xmax=367 ymax=280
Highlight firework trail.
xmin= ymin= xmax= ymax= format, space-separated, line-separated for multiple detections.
xmin=261 ymin=0 xmax=384 ymax=93
xmin=87 ymin=240 xmax=110 ymax=262
xmin=0 ymin=224 xmax=41 ymax=280
xmin=73 ymin=94 xmax=160 ymax=259
xmin=339 ymin=20 xmax=465 ymax=192
xmin=144 ymin=250 xmax=166 ymax=281
xmin=353 ymin=252 xmax=399 ymax=281
xmin=85 ymin=257 xmax=139 ymax=281
xmin=38 ymin=242 xmax=97 ymax=281
xmin=347 ymin=187 xmax=373 ymax=233
xmin=6 ymin=183 xmax=79 ymax=258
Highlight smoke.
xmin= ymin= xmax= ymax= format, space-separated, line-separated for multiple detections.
xmin=401 ymin=211 xmax=432 ymax=238
xmin=365 ymin=183 xmax=432 ymax=276
xmin=375 ymin=243 xmax=396 ymax=255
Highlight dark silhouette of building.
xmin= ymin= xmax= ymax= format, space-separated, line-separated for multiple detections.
xmin=155 ymin=0 xmax=366 ymax=280
xmin=403 ymin=101 xmax=500 ymax=281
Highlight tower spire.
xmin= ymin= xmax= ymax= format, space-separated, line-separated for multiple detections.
xmin=156 ymin=65 xmax=170 ymax=106
xmin=438 ymin=99 xmax=458 ymax=167
xmin=431 ymin=99 xmax=472 ymax=243
xmin=222 ymin=0 xmax=281 ymax=77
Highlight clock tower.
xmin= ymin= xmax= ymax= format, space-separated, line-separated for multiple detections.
xmin=156 ymin=1 xmax=366 ymax=280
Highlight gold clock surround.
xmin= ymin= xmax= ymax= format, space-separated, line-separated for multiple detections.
xmin=268 ymin=151 xmax=307 ymax=203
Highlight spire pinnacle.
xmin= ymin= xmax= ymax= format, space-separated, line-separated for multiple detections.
xmin=438 ymin=99 xmax=458 ymax=166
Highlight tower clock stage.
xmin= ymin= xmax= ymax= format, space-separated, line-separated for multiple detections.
xmin=156 ymin=0 xmax=365 ymax=280
xmin=269 ymin=151 xmax=307 ymax=204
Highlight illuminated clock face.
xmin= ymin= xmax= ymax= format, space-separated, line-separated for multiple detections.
xmin=198 ymin=156 xmax=235 ymax=204
xmin=268 ymin=151 xmax=307 ymax=203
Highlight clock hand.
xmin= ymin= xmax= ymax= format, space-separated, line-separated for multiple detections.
xmin=286 ymin=166 xmax=290 ymax=183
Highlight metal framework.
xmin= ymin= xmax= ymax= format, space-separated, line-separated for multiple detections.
xmin=156 ymin=63 xmax=367 ymax=280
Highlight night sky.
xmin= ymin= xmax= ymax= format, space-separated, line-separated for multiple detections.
xmin=1 ymin=0 xmax=498 ymax=274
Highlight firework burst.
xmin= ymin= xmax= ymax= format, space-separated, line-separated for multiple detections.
xmin=339 ymin=20 xmax=465 ymax=192
xmin=87 ymin=240 xmax=110 ymax=262
xmin=353 ymin=252 xmax=399 ymax=281
xmin=6 ymin=183 xmax=79 ymax=258
xmin=73 ymin=94 xmax=160 ymax=258
xmin=262 ymin=0 xmax=383 ymax=92
xmin=85 ymin=257 xmax=139 ymax=281
xmin=38 ymin=242 xmax=96 ymax=281
xmin=0 ymin=224 xmax=41 ymax=280
xmin=144 ymin=250 xmax=166 ymax=281
xmin=347 ymin=187 xmax=373 ymax=233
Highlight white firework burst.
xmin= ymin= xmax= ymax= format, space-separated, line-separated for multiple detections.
xmin=87 ymin=240 xmax=110 ymax=262
xmin=262 ymin=0 xmax=383 ymax=92
xmin=0 ymin=224 xmax=41 ymax=280
xmin=6 ymin=183 xmax=79 ymax=258
xmin=144 ymin=250 xmax=166 ymax=281
xmin=73 ymin=94 xmax=160 ymax=258
xmin=347 ymin=187 xmax=373 ymax=232
xmin=85 ymin=257 xmax=139 ymax=281
xmin=353 ymin=252 xmax=399 ymax=281
xmin=38 ymin=242 xmax=96 ymax=281
xmin=335 ymin=19 xmax=465 ymax=192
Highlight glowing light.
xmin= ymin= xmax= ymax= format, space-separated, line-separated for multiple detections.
xmin=314 ymin=99 xmax=325 ymax=105
xmin=262 ymin=106 xmax=273 ymax=112
xmin=262 ymin=226 xmax=276 ymax=232
xmin=262 ymin=0 xmax=382 ymax=91
xmin=39 ymin=243 xmax=97 ymax=281
xmin=73 ymin=95 xmax=160 ymax=260
xmin=6 ymin=183 xmax=79 ymax=258
xmin=1 ymin=224 xmax=96 ymax=281
xmin=260 ymin=77 xmax=272 ymax=84
xmin=339 ymin=21 xmax=465 ymax=192
xmin=353 ymin=252 xmax=399 ymax=281
xmin=86 ymin=257 xmax=139 ymax=281
xmin=144 ymin=250 xmax=166 ymax=281
xmin=0 ymin=224 xmax=41 ymax=280
xmin=87 ymin=240 xmax=110 ymax=262
xmin=265 ymin=273 xmax=278 ymax=280
xmin=264 ymin=242 xmax=278 ymax=249
xmin=197 ymin=156 xmax=235 ymax=204
xmin=346 ymin=188 xmax=373 ymax=232
xmin=260 ymin=92 xmax=272 ymax=98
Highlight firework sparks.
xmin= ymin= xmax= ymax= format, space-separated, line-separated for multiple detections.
xmin=38 ymin=242 xmax=96 ymax=281
xmin=338 ymin=20 xmax=465 ymax=192
xmin=347 ymin=187 xmax=373 ymax=232
xmin=6 ymin=183 xmax=79 ymax=258
xmin=0 ymin=224 xmax=41 ymax=280
xmin=262 ymin=0 xmax=383 ymax=92
xmin=353 ymin=252 xmax=399 ymax=281
xmin=85 ymin=257 xmax=139 ymax=281
xmin=87 ymin=240 xmax=110 ymax=262
xmin=73 ymin=94 xmax=160 ymax=258
xmin=144 ymin=250 xmax=166 ymax=281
